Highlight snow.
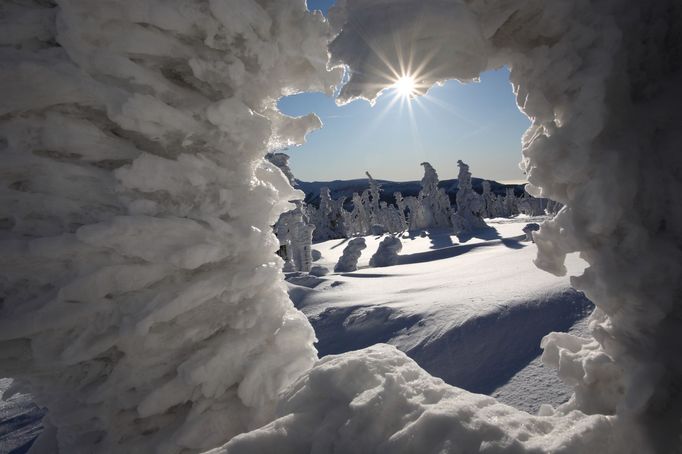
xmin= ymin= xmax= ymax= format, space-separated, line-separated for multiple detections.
xmin=322 ymin=0 xmax=682 ymax=450
xmin=289 ymin=219 xmax=592 ymax=401
xmin=333 ymin=237 xmax=367 ymax=273
xmin=211 ymin=345 xmax=629 ymax=454
xmin=368 ymin=236 xmax=402 ymax=267
xmin=0 ymin=1 xmax=339 ymax=452
xmin=2 ymin=0 xmax=680 ymax=452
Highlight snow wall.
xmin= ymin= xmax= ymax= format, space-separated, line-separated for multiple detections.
xmin=0 ymin=1 xmax=339 ymax=452
xmin=1 ymin=0 xmax=680 ymax=452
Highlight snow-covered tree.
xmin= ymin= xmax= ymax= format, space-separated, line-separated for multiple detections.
xmin=393 ymin=192 xmax=409 ymax=231
xmin=418 ymin=162 xmax=452 ymax=228
xmin=276 ymin=207 xmax=315 ymax=272
xmin=0 ymin=1 xmax=339 ymax=452
xmin=451 ymin=160 xmax=488 ymax=234
xmin=334 ymin=238 xmax=367 ymax=272
xmin=481 ymin=180 xmax=497 ymax=218
xmin=369 ymin=236 xmax=403 ymax=267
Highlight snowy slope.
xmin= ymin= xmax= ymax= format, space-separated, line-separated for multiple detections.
xmin=288 ymin=218 xmax=592 ymax=411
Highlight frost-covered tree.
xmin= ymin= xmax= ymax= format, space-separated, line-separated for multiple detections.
xmin=504 ymin=187 xmax=519 ymax=217
xmin=481 ymin=180 xmax=497 ymax=218
xmin=348 ymin=192 xmax=370 ymax=236
xmin=369 ymin=236 xmax=403 ymax=267
xmin=418 ymin=162 xmax=452 ymax=228
xmin=268 ymin=152 xmax=317 ymax=270
xmin=276 ymin=207 xmax=315 ymax=272
xmin=0 ymin=1 xmax=339 ymax=452
xmin=451 ymin=160 xmax=488 ymax=234
xmin=393 ymin=192 xmax=409 ymax=231
xmin=334 ymin=237 xmax=367 ymax=272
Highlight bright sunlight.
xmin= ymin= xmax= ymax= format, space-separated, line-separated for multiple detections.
xmin=392 ymin=75 xmax=418 ymax=99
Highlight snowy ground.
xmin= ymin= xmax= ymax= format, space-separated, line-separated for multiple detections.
xmin=287 ymin=217 xmax=593 ymax=413
xmin=0 ymin=218 xmax=592 ymax=451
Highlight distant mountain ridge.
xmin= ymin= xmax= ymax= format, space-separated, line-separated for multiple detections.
xmin=296 ymin=178 xmax=525 ymax=208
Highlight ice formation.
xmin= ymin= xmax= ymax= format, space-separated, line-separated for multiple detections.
xmin=451 ymin=160 xmax=488 ymax=234
xmin=334 ymin=238 xmax=367 ymax=273
xmin=369 ymin=236 xmax=403 ymax=268
xmin=0 ymin=0 xmax=339 ymax=452
xmin=2 ymin=0 xmax=681 ymax=452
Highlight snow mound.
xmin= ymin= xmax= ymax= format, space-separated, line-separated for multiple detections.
xmin=369 ymin=236 xmax=402 ymax=267
xmin=334 ymin=238 xmax=367 ymax=272
xmin=211 ymin=344 xmax=635 ymax=454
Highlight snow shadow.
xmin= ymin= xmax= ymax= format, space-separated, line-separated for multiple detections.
xmin=397 ymin=238 xmax=524 ymax=266
xmin=304 ymin=289 xmax=593 ymax=398
xmin=339 ymin=273 xmax=398 ymax=278
xmin=408 ymin=290 xmax=593 ymax=394
xmin=329 ymin=238 xmax=350 ymax=249
xmin=426 ymin=229 xmax=456 ymax=250
xmin=311 ymin=305 xmax=422 ymax=357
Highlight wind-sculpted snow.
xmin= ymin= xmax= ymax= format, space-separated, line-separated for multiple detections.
xmin=211 ymin=345 xmax=633 ymax=454
xmin=334 ymin=238 xmax=367 ymax=273
xmin=369 ymin=236 xmax=402 ymax=268
xmin=2 ymin=0 xmax=680 ymax=452
xmin=0 ymin=0 xmax=340 ymax=452
xmin=327 ymin=0 xmax=682 ymax=450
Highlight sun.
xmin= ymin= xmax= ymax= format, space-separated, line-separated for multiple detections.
xmin=392 ymin=75 xmax=417 ymax=99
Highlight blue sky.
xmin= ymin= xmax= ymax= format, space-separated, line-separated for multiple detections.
xmin=277 ymin=1 xmax=531 ymax=183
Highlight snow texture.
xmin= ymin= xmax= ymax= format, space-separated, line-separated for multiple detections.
xmin=2 ymin=0 xmax=681 ymax=452
xmin=321 ymin=0 xmax=682 ymax=451
xmin=211 ymin=344 xmax=635 ymax=454
xmin=0 ymin=1 xmax=339 ymax=452
xmin=368 ymin=236 xmax=402 ymax=268
xmin=334 ymin=238 xmax=367 ymax=273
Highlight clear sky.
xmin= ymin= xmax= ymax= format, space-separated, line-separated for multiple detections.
xmin=277 ymin=1 xmax=531 ymax=183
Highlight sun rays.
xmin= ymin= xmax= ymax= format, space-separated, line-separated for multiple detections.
xmin=392 ymin=75 xmax=418 ymax=99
